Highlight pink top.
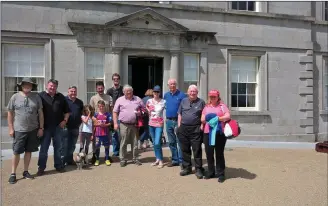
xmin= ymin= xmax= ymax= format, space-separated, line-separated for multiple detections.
xmin=146 ymin=98 xmax=166 ymax=127
xmin=113 ymin=95 xmax=144 ymax=124
xmin=202 ymin=102 xmax=231 ymax=134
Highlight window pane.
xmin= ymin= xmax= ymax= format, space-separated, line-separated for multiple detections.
xmin=85 ymin=49 xmax=104 ymax=79
xmin=87 ymin=80 xmax=97 ymax=93
xmin=4 ymin=61 xmax=18 ymax=77
xmin=247 ymin=1 xmax=254 ymax=11
xmin=31 ymin=47 xmax=44 ymax=62
xmin=19 ymin=47 xmax=31 ymax=62
xmin=238 ymin=83 xmax=247 ymax=94
xmin=4 ymin=45 xmax=18 ymax=61
xmin=238 ymin=2 xmax=247 ymax=10
xmin=247 ymin=95 xmax=256 ymax=107
xmin=239 ymin=70 xmax=248 ymax=83
xmin=232 ymin=1 xmax=238 ymax=9
xmin=231 ymin=70 xmax=239 ymax=82
xmin=231 ymin=95 xmax=238 ymax=107
xmin=18 ymin=62 xmax=31 ymax=77
xmin=31 ymin=62 xmax=44 ymax=77
xmin=184 ymin=54 xmax=198 ymax=81
xmin=238 ymin=95 xmax=247 ymax=107
xmin=247 ymin=83 xmax=256 ymax=95
xmin=231 ymin=83 xmax=238 ymax=95
xmin=4 ymin=77 xmax=19 ymax=92
xmin=183 ymin=81 xmax=198 ymax=93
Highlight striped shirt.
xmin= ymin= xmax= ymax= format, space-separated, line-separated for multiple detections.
xmin=94 ymin=112 xmax=112 ymax=137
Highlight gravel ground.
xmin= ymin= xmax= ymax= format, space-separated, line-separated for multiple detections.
xmin=1 ymin=148 xmax=327 ymax=206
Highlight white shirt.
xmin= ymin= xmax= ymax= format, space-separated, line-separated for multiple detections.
xmin=81 ymin=115 xmax=93 ymax=133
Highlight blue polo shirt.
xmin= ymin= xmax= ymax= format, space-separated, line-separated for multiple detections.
xmin=163 ymin=89 xmax=187 ymax=118
xmin=66 ymin=96 xmax=84 ymax=129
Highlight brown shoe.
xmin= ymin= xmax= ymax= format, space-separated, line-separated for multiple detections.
xmin=37 ymin=169 xmax=45 ymax=176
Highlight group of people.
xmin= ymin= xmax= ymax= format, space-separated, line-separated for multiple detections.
xmin=7 ymin=73 xmax=231 ymax=184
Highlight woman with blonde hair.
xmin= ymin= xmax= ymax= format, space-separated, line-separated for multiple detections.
xmin=201 ymin=89 xmax=231 ymax=183
xmin=139 ymin=89 xmax=153 ymax=148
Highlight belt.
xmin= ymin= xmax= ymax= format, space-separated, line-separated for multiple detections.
xmin=120 ymin=122 xmax=136 ymax=125
xmin=167 ymin=117 xmax=178 ymax=121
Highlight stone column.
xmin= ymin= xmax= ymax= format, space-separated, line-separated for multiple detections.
xmin=111 ymin=48 xmax=122 ymax=76
xmin=170 ymin=51 xmax=180 ymax=88
xmin=199 ymin=52 xmax=208 ymax=99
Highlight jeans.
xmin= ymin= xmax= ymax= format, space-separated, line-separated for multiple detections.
xmin=166 ymin=119 xmax=182 ymax=164
xmin=149 ymin=126 xmax=163 ymax=161
xmin=139 ymin=126 xmax=151 ymax=143
xmin=63 ymin=128 xmax=79 ymax=164
xmin=38 ymin=126 xmax=65 ymax=170
xmin=112 ymin=131 xmax=120 ymax=156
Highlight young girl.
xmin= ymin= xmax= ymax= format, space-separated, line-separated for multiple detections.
xmin=80 ymin=105 xmax=95 ymax=162
xmin=92 ymin=100 xmax=112 ymax=166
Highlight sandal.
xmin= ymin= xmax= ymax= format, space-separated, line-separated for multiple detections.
xmin=157 ymin=164 xmax=164 ymax=169
xmin=151 ymin=162 xmax=159 ymax=166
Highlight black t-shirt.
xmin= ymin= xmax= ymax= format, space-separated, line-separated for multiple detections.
xmin=38 ymin=91 xmax=71 ymax=129
xmin=178 ymin=97 xmax=205 ymax=126
xmin=106 ymin=86 xmax=124 ymax=106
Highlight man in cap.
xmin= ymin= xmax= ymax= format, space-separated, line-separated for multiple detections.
xmin=7 ymin=78 xmax=44 ymax=184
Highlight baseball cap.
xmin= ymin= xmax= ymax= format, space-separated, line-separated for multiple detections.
xmin=208 ymin=89 xmax=220 ymax=97
xmin=153 ymin=85 xmax=161 ymax=92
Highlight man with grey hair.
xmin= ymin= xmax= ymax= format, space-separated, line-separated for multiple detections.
xmin=113 ymin=84 xmax=144 ymax=167
xmin=177 ymin=85 xmax=205 ymax=179
xmin=163 ymin=78 xmax=187 ymax=167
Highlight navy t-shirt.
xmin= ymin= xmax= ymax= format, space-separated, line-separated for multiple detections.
xmin=66 ymin=96 xmax=84 ymax=129
xmin=163 ymin=89 xmax=187 ymax=118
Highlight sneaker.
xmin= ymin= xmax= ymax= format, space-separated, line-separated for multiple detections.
xmin=218 ymin=175 xmax=226 ymax=183
xmin=8 ymin=174 xmax=17 ymax=184
xmin=94 ymin=160 xmax=100 ymax=166
xmin=180 ymin=169 xmax=192 ymax=176
xmin=204 ymin=172 xmax=216 ymax=180
xmin=195 ymin=169 xmax=204 ymax=179
xmin=23 ymin=171 xmax=34 ymax=179
xmin=133 ymin=160 xmax=142 ymax=166
xmin=105 ymin=160 xmax=111 ymax=166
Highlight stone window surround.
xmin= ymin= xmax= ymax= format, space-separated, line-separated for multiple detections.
xmin=321 ymin=55 xmax=328 ymax=115
xmin=1 ymin=36 xmax=52 ymax=112
xmin=227 ymin=49 xmax=268 ymax=114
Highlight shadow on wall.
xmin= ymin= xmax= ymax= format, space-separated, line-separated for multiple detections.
xmin=320 ymin=114 xmax=328 ymax=123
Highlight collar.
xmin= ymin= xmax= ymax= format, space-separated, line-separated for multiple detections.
xmin=189 ymin=97 xmax=199 ymax=103
xmin=66 ymin=96 xmax=77 ymax=102
xmin=170 ymin=89 xmax=179 ymax=95
xmin=112 ymin=84 xmax=121 ymax=89
xmin=124 ymin=95 xmax=135 ymax=101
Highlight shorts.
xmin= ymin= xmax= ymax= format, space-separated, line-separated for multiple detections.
xmin=95 ymin=135 xmax=110 ymax=148
xmin=13 ymin=129 xmax=39 ymax=155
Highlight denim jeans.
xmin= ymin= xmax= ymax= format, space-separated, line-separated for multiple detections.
xmin=149 ymin=126 xmax=163 ymax=161
xmin=38 ymin=126 xmax=65 ymax=170
xmin=166 ymin=119 xmax=182 ymax=164
xmin=139 ymin=126 xmax=150 ymax=143
xmin=112 ymin=131 xmax=120 ymax=156
xmin=63 ymin=128 xmax=79 ymax=164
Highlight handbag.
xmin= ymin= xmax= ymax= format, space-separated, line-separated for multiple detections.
xmin=220 ymin=105 xmax=241 ymax=139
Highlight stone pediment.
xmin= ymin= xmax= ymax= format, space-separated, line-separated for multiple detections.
xmin=105 ymin=8 xmax=189 ymax=33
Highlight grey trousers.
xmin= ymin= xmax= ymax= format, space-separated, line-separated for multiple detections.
xmin=119 ymin=123 xmax=138 ymax=161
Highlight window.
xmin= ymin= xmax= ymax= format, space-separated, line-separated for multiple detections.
xmin=85 ymin=48 xmax=104 ymax=103
xmin=2 ymin=44 xmax=45 ymax=108
xmin=183 ymin=53 xmax=199 ymax=93
xmin=230 ymin=56 xmax=259 ymax=110
xmin=324 ymin=57 xmax=328 ymax=110
xmin=231 ymin=1 xmax=255 ymax=11
xmin=325 ymin=1 xmax=328 ymax=21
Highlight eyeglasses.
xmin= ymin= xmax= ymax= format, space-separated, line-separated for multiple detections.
xmin=153 ymin=91 xmax=160 ymax=93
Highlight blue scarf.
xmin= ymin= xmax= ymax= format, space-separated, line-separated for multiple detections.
xmin=205 ymin=113 xmax=222 ymax=146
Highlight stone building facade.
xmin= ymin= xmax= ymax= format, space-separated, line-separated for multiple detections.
xmin=1 ymin=1 xmax=327 ymax=142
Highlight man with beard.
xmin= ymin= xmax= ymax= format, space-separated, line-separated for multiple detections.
xmin=7 ymin=78 xmax=44 ymax=184
xmin=106 ymin=73 xmax=124 ymax=157
xmin=177 ymin=85 xmax=205 ymax=179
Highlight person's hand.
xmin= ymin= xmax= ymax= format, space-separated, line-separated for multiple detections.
xmin=114 ymin=123 xmax=118 ymax=131
xmin=90 ymin=135 xmax=94 ymax=141
xmin=59 ymin=120 xmax=66 ymax=128
xmin=200 ymin=124 xmax=204 ymax=131
xmin=9 ymin=128 xmax=14 ymax=137
xmin=37 ymin=129 xmax=44 ymax=137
